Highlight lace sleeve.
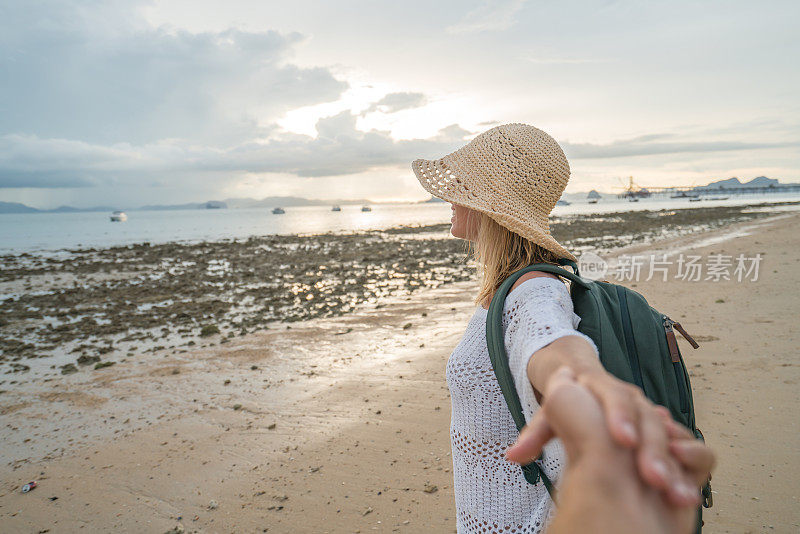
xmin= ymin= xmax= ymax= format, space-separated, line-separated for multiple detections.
xmin=501 ymin=276 xmax=599 ymax=425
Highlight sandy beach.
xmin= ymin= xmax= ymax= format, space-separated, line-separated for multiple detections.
xmin=1 ymin=209 xmax=799 ymax=533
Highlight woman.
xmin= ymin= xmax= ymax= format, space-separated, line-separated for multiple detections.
xmin=411 ymin=124 xmax=704 ymax=533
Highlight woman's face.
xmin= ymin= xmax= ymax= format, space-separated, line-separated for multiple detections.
xmin=450 ymin=203 xmax=481 ymax=241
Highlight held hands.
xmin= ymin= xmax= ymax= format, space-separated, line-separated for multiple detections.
xmin=505 ymin=367 xmax=714 ymax=508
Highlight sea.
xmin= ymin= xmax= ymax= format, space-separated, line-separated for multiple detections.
xmin=2 ymin=193 xmax=800 ymax=254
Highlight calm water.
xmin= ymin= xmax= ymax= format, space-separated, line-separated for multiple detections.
xmin=2 ymin=194 xmax=799 ymax=253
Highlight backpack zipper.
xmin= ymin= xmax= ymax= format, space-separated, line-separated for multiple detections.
xmin=663 ymin=315 xmax=689 ymax=414
xmin=663 ymin=316 xmax=700 ymax=348
xmin=673 ymin=321 xmax=699 ymax=348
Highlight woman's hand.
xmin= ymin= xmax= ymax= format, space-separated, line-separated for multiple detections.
xmin=515 ymin=334 xmax=713 ymax=506
xmin=517 ymin=367 xmax=715 ymax=534
xmin=577 ymin=370 xmax=703 ymax=506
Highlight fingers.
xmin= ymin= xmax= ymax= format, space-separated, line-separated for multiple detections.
xmin=657 ymin=406 xmax=715 ymax=486
xmin=669 ymin=440 xmax=716 ymax=486
xmin=504 ymin=410 xmax=554 ymax=465
xmin=515 ymin=365 xmax=711 ymax=510
xmin=577 ymin=373 xmax=640 ymax=448
xmin=665 ymin=419 xmax=695 ymax=442
xmin=654 ymin=406 xmax=695 ymax=441
xmin=634 ymin=400 xmax=671 ymax=489
xmin=577 ymin=372 xmax=703 ymax=506
xmin=506 ymin=367 xmax=604 ymax=465
xmin=635 ymin=400 xmax=701 ymax=507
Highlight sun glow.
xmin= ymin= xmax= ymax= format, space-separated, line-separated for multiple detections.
xmin=274 ymin=75 xmax=485 ymax=142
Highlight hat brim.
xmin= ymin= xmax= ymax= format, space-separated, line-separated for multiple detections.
xmin=412 ymin=158 xmax=576 ymax=262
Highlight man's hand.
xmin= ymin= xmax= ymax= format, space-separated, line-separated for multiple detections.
xmin=525 ymin=336 xmax=709 ymax=507
xmin=506 ymin=367 xmax=715 ymax=534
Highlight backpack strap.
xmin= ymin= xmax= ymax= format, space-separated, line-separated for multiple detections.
xmin=522 ymin=263 xmax=593 ymax=290
xmin=486 ymin=262 xmax=586 ymax=502
xmin=557 ymin=258 xmax=580 ymax=274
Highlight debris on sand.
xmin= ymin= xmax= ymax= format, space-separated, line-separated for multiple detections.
xmin=423 ymin=483 xmax=438 ymax=494
xmin=77 ymin=354 xmax=101 ymax=366
xmin=0 ymin=203 xmax=790 ymax=374
xmin=199 ymin=325 xmax=220 ymax=337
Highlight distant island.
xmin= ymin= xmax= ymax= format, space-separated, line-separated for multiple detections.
xmin=693 ymin=176 xmax=786 ymax=190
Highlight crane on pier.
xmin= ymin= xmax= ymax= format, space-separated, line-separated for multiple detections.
xmin=615 ymin=176 xmax=652 ymax=200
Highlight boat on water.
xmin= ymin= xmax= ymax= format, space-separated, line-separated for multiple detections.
xmin=670 ymin=191 xmax=700 ymax=199
xmin=587 ymin=190 xmax=601 ymax=204
xmin=588 ymin=199 xmax=599 ymax=204
xmin=331 ymin=205 xmax=341 ymax=212
xmin=628 ymin=198 xmax=639 ymax=202
xmin=110 ymin=211 xmax=127 ymax=222
xmin=689 ymin=198 xmax=702 ymax=202
xmin=272 ymin=207 xmax=285 ymax=214
xmin=361 ymin=205 xmax=371 ymax=212
xmin=707 ymin=196 xmax=730 ymax=201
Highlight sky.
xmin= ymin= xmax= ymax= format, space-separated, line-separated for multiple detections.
xmin=1 ymin=0 xmax=798 ymax=209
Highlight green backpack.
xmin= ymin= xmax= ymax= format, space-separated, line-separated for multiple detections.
xmin=486 ymin=261 xmax=713 ymax=526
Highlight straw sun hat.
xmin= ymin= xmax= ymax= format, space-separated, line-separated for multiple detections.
xmin=412 ymin=123 xmax=576 ymax=262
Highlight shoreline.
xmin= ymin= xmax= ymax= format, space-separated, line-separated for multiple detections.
xmin=1 ymin=209 xmax=799 ymax=532
xmin=2 ymin=201 xmax=798 ymax=383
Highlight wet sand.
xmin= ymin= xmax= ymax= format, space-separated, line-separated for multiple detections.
xmin=1 ymin=208 xmax=799 ymax=532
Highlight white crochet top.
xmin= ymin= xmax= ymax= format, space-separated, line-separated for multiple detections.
xmin=446 ymin=277 xmax=599 ymax=533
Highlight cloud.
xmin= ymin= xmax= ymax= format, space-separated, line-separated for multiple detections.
xmin=363 ymin=92 xmax=428 ymax=115
xmin=0 ymin=0 xmax=471 ymax=193
xmin=562 ymin=134 xmax=797 ymax=159
xmin=0 ymin=0 xmax=347 ymax=148
xmin=522 ymin=55 xmax=614 ymax=65
xmin=0 ymin=113 xmax=472 ymax=187
xmin=446 ymin=0 xmax=528 ymax=34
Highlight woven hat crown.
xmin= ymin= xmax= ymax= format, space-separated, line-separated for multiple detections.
xmin=412 ymin=123 xmax=575 ymax=261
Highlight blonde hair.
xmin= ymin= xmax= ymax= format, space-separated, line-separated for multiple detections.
xmin=465 ymin=212 xmax=562 ymax=307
